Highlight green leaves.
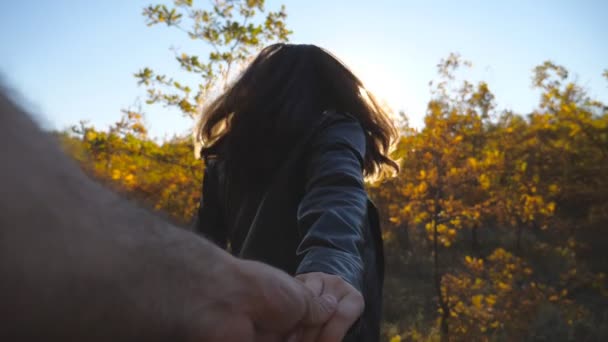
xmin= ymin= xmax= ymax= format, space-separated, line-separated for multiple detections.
xmin=143 ymin=5 xmax=183 ymax=27
xmin=175 ymin=0 xmax=193 ymax=7
xmin=134 ymin=67 xmax=154 ymax=86
xmin=532 ymin=61 xmax=569 ymax=89
xmin=137 ymin=0 xmax=292 ymax=121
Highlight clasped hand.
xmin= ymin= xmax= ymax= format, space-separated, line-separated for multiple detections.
xmin=205 ymin=259 xmax=364 ymax=342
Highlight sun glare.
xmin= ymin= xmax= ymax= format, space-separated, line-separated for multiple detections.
xmin=343 ymin=56 xmax=403 ymax=121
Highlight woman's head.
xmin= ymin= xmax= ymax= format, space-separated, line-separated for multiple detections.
xmin=198 ymin=43 xmax=399 ymax=182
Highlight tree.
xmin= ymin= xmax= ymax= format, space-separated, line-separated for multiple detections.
xmin=61 ymin=110 xmax=203 ymax=224
xmin=380 ymin=57 xmax=608 ymax=341
xmin=441 ymin=249 xmax=583 ymax=341
xmin=384 ymin=54 xmax=501 ymax=340
xmin=135 ymin=0 xmax=291 ymax=156
xmin=58 ymin=0 xmax=295 ymax=224
xmin=530 ymin=61 xmax=608 ymax=228
xmin=487 ymin=110 xmax=559 ymax=251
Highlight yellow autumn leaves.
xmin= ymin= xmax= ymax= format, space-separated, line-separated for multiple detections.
xmin=61 ymin=109 xmax=203 ymax=224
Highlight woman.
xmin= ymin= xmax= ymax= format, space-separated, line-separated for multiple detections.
xmin=194 ymin=43 xmax=399 ymax=341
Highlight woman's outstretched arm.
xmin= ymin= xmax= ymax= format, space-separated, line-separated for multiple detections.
xmin=295 ymin=116 xmax=368 ymax=341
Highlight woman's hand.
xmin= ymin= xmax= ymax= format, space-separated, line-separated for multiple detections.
xmin=292 ymin=272 xmax=364 ymax=342
xmin=221 ymin=260 xmax=339 ymax=341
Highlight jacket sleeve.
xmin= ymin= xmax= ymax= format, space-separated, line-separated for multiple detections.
xmin=193 ymin=159 xmax=228 ymax=249
xmin=295 ymin=117 xmax=368 ymax=292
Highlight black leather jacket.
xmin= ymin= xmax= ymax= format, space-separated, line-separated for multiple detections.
xmin=194 ymin=112 xmax=384 ymax=341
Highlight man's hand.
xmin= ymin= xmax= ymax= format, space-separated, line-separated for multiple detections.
xmin=185 ymin=258 xmax=338 ymax=341
xmin=292 ymin=272 xmax=364 ymax=342
xmin=0 ymin=87 xmax=336 ymax=341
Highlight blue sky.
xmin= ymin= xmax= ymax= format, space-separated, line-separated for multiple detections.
xmin=1 ymin=0 xmax=606 ymax=138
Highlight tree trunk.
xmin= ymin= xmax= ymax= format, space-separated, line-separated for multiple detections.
xmin=471 ymin=223 xmax=480 ymax=256
xmin=440 ymin=312 xmax=450 ymax=342
xmin=531 ymin=220 xmax=540 ymax=232
xmin=433 ymin=217 xmax=450 ymax=341
xmin=516 ymin=218 xmax=523 ymax=251
xmin=433 ymin=190 xmax=449 ymax=341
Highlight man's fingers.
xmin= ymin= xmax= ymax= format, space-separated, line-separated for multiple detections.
xmin=301 ymin=292 xmax=338 ymax=326
xmin=298 ymin=292 xmax=335 ymax=342
xmin=286 ymin=329 xmax=302 ymax=342
xmin=254 ymin=331 xmax=284 ymax=342
xmin=294 ymin=274 xmax=337 ymax=342
xmin=189 ymin=313 xmax=255 ymax=342
xmin=296 ymin=274 xmax=324 ymax=296
xmin=317 ymin=291 xmax=364 ymax=342
xmin=299 ymin=326 xmax=323 ymax=342
xmin=241 ymin=261 xmax=337 ymax=335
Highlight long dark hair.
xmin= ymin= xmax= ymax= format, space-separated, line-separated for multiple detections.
xmin=197 ymin=43 xmax=399 ymax=188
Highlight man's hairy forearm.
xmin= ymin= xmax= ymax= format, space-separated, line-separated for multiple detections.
xmin=0 ymin=88 xmax=236 ymax=340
